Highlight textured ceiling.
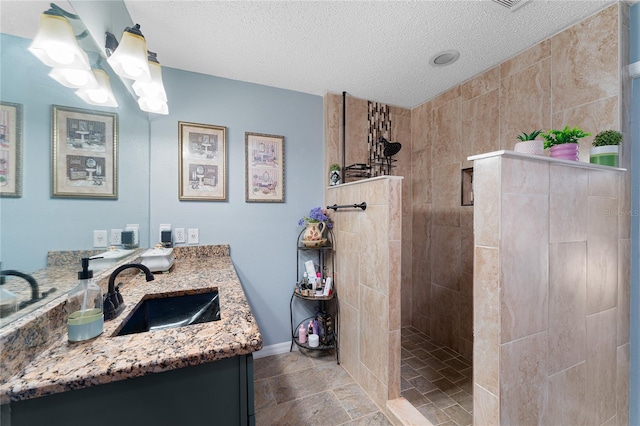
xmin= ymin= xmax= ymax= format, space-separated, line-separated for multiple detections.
xmin=2 ymin=0 xmax=617 ymax=108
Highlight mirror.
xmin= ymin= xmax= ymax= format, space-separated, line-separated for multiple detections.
xmin=0 ymin=1 xmax=151 ymax=325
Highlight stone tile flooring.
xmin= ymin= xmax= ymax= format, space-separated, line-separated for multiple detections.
xmin=254 ymin=350 xmax=392 ymax=426
xmin=401 ymin=327 xmax=473 ymax=426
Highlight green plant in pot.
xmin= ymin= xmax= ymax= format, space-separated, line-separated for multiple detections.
xmin=329 ymin=163 xmax=341 ymax=186
xmin=541 ymin=126 xmax=591 ymax=161
xmin=514 ymin=130 xmax=543 ymax=155
xmin=590 ymin=130 xmax=621 ymax=167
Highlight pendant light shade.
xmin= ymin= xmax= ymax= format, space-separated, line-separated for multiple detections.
xmin=75 ymin=69 xmax=118 ymax=107
xmin=106 ymin=24 xmax=151 ymax=81
xmin=49 ymin=67 xmax=99 ymax=89
xmin=137 ymin=96 xmax=168 ymax=114
xmin=28 ymin=12 xmax=89 ymax=69
xmin=132 ymin=53 xmax=167 ymax=101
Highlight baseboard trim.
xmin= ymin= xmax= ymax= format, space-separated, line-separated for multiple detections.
xmin=253 ymin=341 xmax=297 ymax=359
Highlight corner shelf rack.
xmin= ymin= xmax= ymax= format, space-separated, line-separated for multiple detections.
xmin=289 ymin=228 xmax=339 ymax=364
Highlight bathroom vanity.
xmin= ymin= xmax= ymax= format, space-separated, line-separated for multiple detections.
xmin=0 ymin=245 xmax=262 ymax=426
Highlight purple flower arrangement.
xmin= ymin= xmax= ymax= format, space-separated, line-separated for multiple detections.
xmin=298 ymin=207 xmax=333 ymax=229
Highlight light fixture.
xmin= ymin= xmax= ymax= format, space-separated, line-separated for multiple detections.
xmin=48 ymin=67 xmax=98 ymax=89
xmin=106 ymin=24 xmax=151 ymax=81
xmin=75 ymin=69 xmax=118 ymax=107
xmin=429 ymin=50 xmax=460 ymax=67
xmin=28 ymin=8 xmax=90 ymax=70
xmin=133 ymin=51 xmax=168 ymax=114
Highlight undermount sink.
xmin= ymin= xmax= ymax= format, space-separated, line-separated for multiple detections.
xmin=115 ymin=290 xmax=221 ymax=336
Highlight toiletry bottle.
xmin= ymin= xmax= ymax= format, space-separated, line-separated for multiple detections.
xmin=308 ymin=320 xmax=314 ymax=336
xmin=67 ymin=258 xmax=104 ymax=342
xmin=298 ymin=324 xmax=307 ymax=344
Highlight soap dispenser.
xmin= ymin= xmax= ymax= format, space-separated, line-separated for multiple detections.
xmin=67 ymin=258 xmax=104 ymax=342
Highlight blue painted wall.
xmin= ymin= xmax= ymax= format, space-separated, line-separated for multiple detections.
xmin=0 ymin=34 xmax=150 ymax=271
xmin=630 ymin=4 xmax=639 ymax=424
xmin=147 ymin=67 xmax=324 ymax=346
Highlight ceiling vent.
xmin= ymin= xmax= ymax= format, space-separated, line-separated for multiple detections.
xmin=492 ymin=0 xmax=531 ymax=12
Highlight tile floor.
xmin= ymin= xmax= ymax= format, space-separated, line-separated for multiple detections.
xmin=253 ymin=350 xmax=392 ymax=426
xmin=401 ymin=327 xmax=473 ymax=426
xmin=254 ymin=326 xmax=473 ymax=426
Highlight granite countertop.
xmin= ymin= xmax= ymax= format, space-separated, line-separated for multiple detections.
xmin=1 ymin=250 xmax=262 ymax=402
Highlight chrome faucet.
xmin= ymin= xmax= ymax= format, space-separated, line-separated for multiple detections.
xmin=0 ymin=267 xmax=41 ymax=310
xmin=104 ymin=263 xmax=154 ymax=321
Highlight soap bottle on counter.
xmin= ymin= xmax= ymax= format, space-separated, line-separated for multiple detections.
xmin=67 ymin=257 xmax=104 ymax=342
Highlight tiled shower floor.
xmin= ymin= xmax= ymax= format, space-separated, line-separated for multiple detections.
xmin=401 ymin=326 xmax=473 ymax=426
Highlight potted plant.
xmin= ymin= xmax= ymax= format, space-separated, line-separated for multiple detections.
xmin=298 ymin=207 xmax=333 ymax=247
xmin=514 ymin=130 xmax=543 ymax=155
xmin=590 ymin=130 xmax=621 ymax=167
xmin=541 ymin=126 xmax=591 ymax=161
xmin=329 ymin=163 xmax=341 ymax=186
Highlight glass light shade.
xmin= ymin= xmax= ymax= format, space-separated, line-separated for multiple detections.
xmin=138 ymin=96 xmax=168 ymax=115
xmin=107 ymin=30 xmax=151 ymax=81
xmin=28 ymin=13 xmax=89 ymax=69
xmin=49 ymin=68 xmax=99 ymax=89
xmin=132 ymin=61 xmax=167 ymax=101
xmin=76 ymin=69 xmax=118 ymax=107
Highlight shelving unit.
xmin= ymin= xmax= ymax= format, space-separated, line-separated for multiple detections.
xmin=289 ymin=228 xmax=339 ymax=364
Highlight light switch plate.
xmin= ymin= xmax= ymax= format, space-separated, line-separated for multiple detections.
xmin=188 ymin=228 xmax=199 ymax=244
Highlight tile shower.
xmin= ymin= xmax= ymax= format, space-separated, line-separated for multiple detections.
xmin=325 ymin=3 xmax=631 ymax=424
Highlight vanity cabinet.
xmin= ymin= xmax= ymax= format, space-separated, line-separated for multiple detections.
xmin=289 ymin=229 xmax=339 ymax=363
xmin=2 ymin=354 xmax=255 ymax=426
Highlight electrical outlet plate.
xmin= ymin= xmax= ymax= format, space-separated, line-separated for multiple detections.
xmin=188 ymin=228 xmax=199 ymax=244
xmin=159 ymin=223 xmax=171 ymax=243
xmin=174 ymin=228 xmax=186 ymax=244
xmin=110 ymin=229 xmax=123 ymax=245
xmin=93 ymin=230 xmax=108 ymax=248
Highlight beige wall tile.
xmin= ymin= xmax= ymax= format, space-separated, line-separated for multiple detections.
xmin=551 ymin=4 xmax=619 ymax=113
xmin=474 ymin=384 xmax=499 ymax=425
xmin=335 ymin=184 xmax=361 ymax=233
xmin=340 ymin=300 xmax=360 ymax=382
xmin=345 ymin=96 xmax=370 ymax=167
xmin=360 ymin=205 xmax=389 ymax=295
xmin=432 ymin=99 xmax=462 ymax=167
xmin=589 ymin=168 xmax=619 ymax=197
xmin=360 ymin=285 xmax=389 ymax=385
xmin=474 ymin=247 xmax=500 ymax=396
xmin=544 ymin=362 xmax=587 ymax=425
xmin=432 ymin=85 xmax=461 ymax=110
xmin=502 ymin=156 xmax=550 ymax=195
xmin=586 ymin=196 xmax=618 ymax=314
xmin=500 ymin=39 xmax=551 ymax=79
xmin=618 ymin=239 xmax=630 ymax=346
xmin=325 ymin=93 xmax=342 ymax=171
xmin=548 ymin=241 xmax=587 ymax=375
xmin=431 ymin=226 xmax=461 ymax=291
xmin=432 ymin=163 xmax=461 ymax=227
xmin=389 ymin=179 xmax=402 ymax=242
xmin=338 ymin=231 xmax=361 ymax=308
xmin=362 ymin=178 xmax=389 ymax=206
xmin=388 ymin=329 xmax=401 ymax=400
xmin=499 ymin=59 xmax=551 ymax=151
xmin=585 ymin=308 xmax=617 ymax=424
xmin=617 ymin=343 xmax=630 ymax=425
xmin=461 ymin=66 xmax=500 ymax=100
xmin=461 ymin=89 xmax=500 ymax=169
xmin=389 ymin=240 xmax=402 ymax=332
xmin=499 ymin=331 xmax=548 ymax=425
xmin=430 ymin=284 xmax=460 ymax=349
xmin=474 ymin=156 xmax=501 ymax=248
xmin=551 ymin=96 xmax=619 ymax=163
xmin=549 ymin=164 xmax=588 ymax=244
xmin=361 ymin=362 xmax=388 ymax=412
xmin=500 ymin=193 xmax=549 ymax=342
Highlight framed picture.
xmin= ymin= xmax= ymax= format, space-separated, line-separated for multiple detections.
xmin=51 ymin=105 xmax=118 ymax=198
xmin=245 ymin=132 xmax=284 ymax=203
xmin=0 ymin=102 xmax=23 ymax=198
xmin=178 ymin=121 xmax=227 ymax=201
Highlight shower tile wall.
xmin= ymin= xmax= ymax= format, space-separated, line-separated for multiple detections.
xmin=409 ymin=3 xmax=629 ymax=361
